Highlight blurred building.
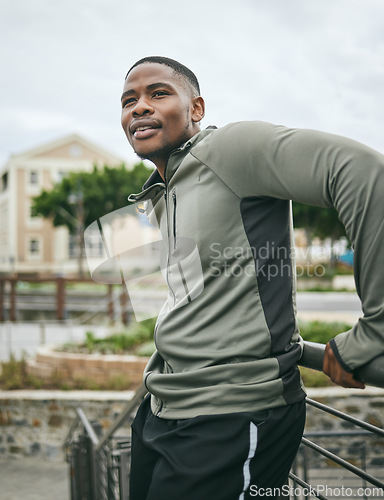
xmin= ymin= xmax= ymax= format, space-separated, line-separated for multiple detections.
xmin=0 ymin=134 xmax=124 ymax=276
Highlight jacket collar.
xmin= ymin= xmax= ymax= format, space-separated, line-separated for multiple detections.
xmin=142 ymin=167 xmax=163 ymax=190
xmin=142 ymin=126 xmax=217 ymax=190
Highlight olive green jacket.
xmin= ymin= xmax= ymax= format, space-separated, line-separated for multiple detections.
xmin=128 ymin=121 xmax=384 ymax=419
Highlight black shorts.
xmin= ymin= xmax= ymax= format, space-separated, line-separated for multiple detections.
xmin=129 ymin=396 xmax=306 ymax=500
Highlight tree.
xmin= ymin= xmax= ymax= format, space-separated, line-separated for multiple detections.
xmin=31 ymin=162 xmax=153 ymax=276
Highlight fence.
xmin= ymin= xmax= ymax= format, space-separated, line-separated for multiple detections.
xmin=0 ymin=276 xmax=130 ymax=324
xmin=64 ymin=341 xmax=384 ymax=499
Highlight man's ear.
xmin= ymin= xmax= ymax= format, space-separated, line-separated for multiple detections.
xmin=191 ymin=96 xmax=205 ymax=123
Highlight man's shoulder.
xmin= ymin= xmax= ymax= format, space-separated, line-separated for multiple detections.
xmin=191 ymin=120 xmax=281 ymax=163
xmin=197 ymin=121 xmax=284 ymax=147
xmin=211 ymin=120 xmax=278 ymax=134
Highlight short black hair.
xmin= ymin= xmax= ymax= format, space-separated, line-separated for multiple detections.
xmin=126 ymin=56 xmax=200 ymax=97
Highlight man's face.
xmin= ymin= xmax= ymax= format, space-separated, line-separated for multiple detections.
xmin=121 ymin=63 xmax=203 ymax=170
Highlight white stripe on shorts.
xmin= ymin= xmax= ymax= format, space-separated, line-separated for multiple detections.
xmin=239 ymin=421 xmax=258 ymax=500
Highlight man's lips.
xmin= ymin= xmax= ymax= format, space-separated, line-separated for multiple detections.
xmin=130 ymin=119 xmax=161 ymax=140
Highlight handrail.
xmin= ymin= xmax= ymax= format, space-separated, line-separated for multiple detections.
xmin=291 ymin=392 xmax=384 ymax=498
xmin=75 ymin=408 xmax=99 ymax=446
xmin=63 ymin=414 xmax=80 ymax=450
xmin=301 ymin=436 xmax=384 ymax=490
xmin=299 ymin=340 xmax=384 ymax=389
xmin=96 ymin=383 xmax=147 ymax=452
xmin=289 ymin=472 xmax=327 ymax=500
xmin=306 ymin=398 xmax=384 ymax=437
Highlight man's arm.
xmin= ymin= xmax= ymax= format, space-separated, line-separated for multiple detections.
xmin=192 ymin=121 xmax=384 ymax=378
xmin=323 ymin=342 xmax=365 ymax=389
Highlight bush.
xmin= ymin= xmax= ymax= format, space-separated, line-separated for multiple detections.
xmin=299 ymin=366 xmax=334 ymax=388
xmin=298 ymin=320 xmax=352 ymax=387
xmin=60 ymin=317 xmax=157 ymax=355
xmin=0 ymin=358 xmax=133 ymax=391
xmin=0 ymin=320 xmax=351 ymax=390
xmin=0 ymin=355 xmax=43 ymax=390
xmin=299 ymin=320 xmax=351 ymax=344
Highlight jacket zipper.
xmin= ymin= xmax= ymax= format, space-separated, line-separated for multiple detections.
xmin=172 ymin=190 xmax=177 ymax=251
xmin=164 ymin=187 xmax=175 ymax=305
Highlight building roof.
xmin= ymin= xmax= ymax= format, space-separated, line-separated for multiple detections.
xmin=6 ymin=133 xmax=125 ymax=167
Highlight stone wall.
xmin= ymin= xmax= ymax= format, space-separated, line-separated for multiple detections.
xmin=0 ymin=390 xmax=136 ymax=461
xmin=0 ymin=387 xmax=383 ymax=461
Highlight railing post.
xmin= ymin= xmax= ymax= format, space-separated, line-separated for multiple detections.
xmin=302 ymin=445 xmax=309 ymax=500
xmin=291 ymin=456 xmax=298 ymax=500
xmin=118 ymin=449 xmax=130 ymax=500
xmin=361 ymin=443 xmax=368 ymax=500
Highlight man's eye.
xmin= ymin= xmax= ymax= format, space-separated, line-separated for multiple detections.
xmin=153 ymin=91 xmax=169 ymax=98
xmin=122 ymin=98 xmax=136 ymax=108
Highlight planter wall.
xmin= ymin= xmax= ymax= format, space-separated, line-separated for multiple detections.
xmin=26 ymin=345 xmax=148 ymax=387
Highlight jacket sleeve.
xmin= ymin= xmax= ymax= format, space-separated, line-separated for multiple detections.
xmin=191 ymin=121 xmax=384 ymax=371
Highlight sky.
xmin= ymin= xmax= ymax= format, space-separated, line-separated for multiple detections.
xmin=1 ymin=0 xmax=384 ymax=167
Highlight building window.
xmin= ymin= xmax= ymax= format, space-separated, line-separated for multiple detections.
xmin=29 ymin=171 xmax=39 ymax=185
xmin=52 ymin=170 xmax=67 ymax=184
xmin=87 ymin=230 xmax=104 ymax=258
xmin=1 ymin=172 xmax=8 ymax=192
xmin=27 ymin=237 xmax=42 ymax=261
xmin=29 ymin=239 xmax=39 ymax=254
xmin=58 ymin=170 xmax=66 ymax=182
xmin=72 ymin=230 xmax=104 ymax=259
xmin=26 ymin=199 xmax=42 ymax=226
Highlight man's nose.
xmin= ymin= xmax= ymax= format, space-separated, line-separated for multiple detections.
xmin=133 ymin=97 xmax=154 ymax=117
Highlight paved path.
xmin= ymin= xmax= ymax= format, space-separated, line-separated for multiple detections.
xmin=0 ymin=456 xmax=69 ymax=500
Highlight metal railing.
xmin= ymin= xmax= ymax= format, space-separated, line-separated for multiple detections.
xmin=64 ymin=384 xmax=146 ymax=499
xmin=293 ymin=342 xmax=384 ymax=499
xmin=292 ymin=430 xmax=384 ymax=500
xmin=64 ymin=341 xmax=384 ymax=499
xmin=290 ymin=399 xmax=384 ymax=499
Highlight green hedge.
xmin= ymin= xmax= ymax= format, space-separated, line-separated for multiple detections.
xmin=299 ymin=320 xmax=351 ymax=344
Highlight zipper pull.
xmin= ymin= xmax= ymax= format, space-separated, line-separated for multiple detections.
xmin=172 ymin=191 xmax=177 ymax=245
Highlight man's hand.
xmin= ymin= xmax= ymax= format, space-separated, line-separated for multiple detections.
xmin=323 ymin=342 xmax=365 ymax=389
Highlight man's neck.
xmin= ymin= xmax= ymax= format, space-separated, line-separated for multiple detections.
xmin=153 ymin=126 xmax=203 ymax=180
xmin=156 ymin=162 xmax=166 ymax=180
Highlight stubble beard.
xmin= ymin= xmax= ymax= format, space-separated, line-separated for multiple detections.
xmin=135 ymin=143 xmax=176 ymax=166
xmin=134 ymin=111 xmax=193 ymax=165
